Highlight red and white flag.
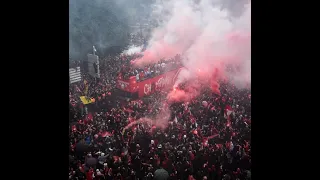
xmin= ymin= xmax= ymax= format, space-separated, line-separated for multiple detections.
xmin=100 ymin=131 xmax=113 ymax=137
xmin=87 ymin=113 xmax=93 ymax=121
xmin=224 ymin=105 xmax=233 ymax=120
xmin=173 ymin=116 xmax=178 ymax=124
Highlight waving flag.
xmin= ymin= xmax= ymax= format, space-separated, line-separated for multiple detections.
xmin=80 ymin=96 xmax=92 ymax=104
xmin=173 ymin=116 xmax=178 ymax=124
xmin=101 ymin=131 xmax=113 ymax=137
xmin=224 ymin=105 xmax=233 ymax=120
xmin=69 ymin=67 xmax=82 ymax=84
xmin=87 ymin=113 xmax=93 ymax=121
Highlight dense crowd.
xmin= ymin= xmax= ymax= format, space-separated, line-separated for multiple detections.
xmin=118 ymin=54 xmax=182 ymax=81
xmin=69 ymin=55 xmax=251 ymax=180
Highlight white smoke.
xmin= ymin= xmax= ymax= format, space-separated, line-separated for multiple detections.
xmin=122 ymin=45 xmax=143 ymax=56
xmin=173 ymin=68 xmax=192 ymax=88
xmin=136 ymin=0 xmax=251 ymax=89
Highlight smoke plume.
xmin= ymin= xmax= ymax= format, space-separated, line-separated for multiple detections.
xmin=135 ymin=0 xmax=251 ymax=93
xmin=124 ymin=103 xmax=170 ymax=131
xmin=122 ymin=45 xmax=143 ymax=56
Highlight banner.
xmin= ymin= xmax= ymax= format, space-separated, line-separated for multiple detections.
xmin=137 ymin=68 xmax=183 ymax=98
xmin=116 ymin=68 xmax=183 ymax=98
xmin=80 ymin=96 xmax=92 ymax=105
xmin=69 ymin=67 xmax=82 ymax=84
xmin=117 ymin=79 xmax=132 ymax=92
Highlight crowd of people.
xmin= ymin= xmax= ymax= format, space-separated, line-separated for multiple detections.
xmin=69 ymin=54 xmax=251 ymax=180
xmin=118 ymin=54 xmax=182 ymax=81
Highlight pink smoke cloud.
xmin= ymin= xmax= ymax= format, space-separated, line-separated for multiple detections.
xmin=167 ymin=89 xmax=193 ymax=103
xmin=125 ymin=0 xmax=251 ymax=130
xmin=123 ymin=103 xmax=171 ymax=132
xmin=136 ymin=0 xmax=250 ymax=92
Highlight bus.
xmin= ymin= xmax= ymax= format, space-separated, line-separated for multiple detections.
xmin=116 ymin=67 xmax=184 ymax=99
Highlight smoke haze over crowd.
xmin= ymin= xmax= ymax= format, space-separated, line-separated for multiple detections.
xmin=69 ymin=2 xmax=252 ymax=178
xmin=120 ymin=0 xmax=251 ymax=128
xmin=134 ymin=0 xmax=251 ymax=90
xmin=70 ymin=0 xmax=250 ymax=128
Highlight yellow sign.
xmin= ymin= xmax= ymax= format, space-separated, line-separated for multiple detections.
xmin=80 ymin=96 xmax=92 ymax=104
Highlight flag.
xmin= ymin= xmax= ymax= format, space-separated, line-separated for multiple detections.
xmin=72 ymin=125 xmax=77 ymax=132
xmin=80 ymin=96 xmax=92 ymax=105
xmin=113 ymin=156 xmax=120 ymax=163
xmin=124 ymin=108 xmax=133 ymax=113
xmin=93 ymin=46 xmax=97 ymax=52
xmin=173 ymin=116 xmax=178 ymax=123
xmin=69 ymin=67 xmax=82 ymax=83
xmin=101 ymin=131 xmax=113 ymax=137
xmin=87 ymin=113 xmax=93 ymax=121
xmin=224 ymin=105 xmax=233 ymax=120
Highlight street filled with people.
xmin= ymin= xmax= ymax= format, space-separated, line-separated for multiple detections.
xmin=69 ymin=55 xmax=251 ymax=180
xmin=118 ymin=54 xmax=182 ymax=81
